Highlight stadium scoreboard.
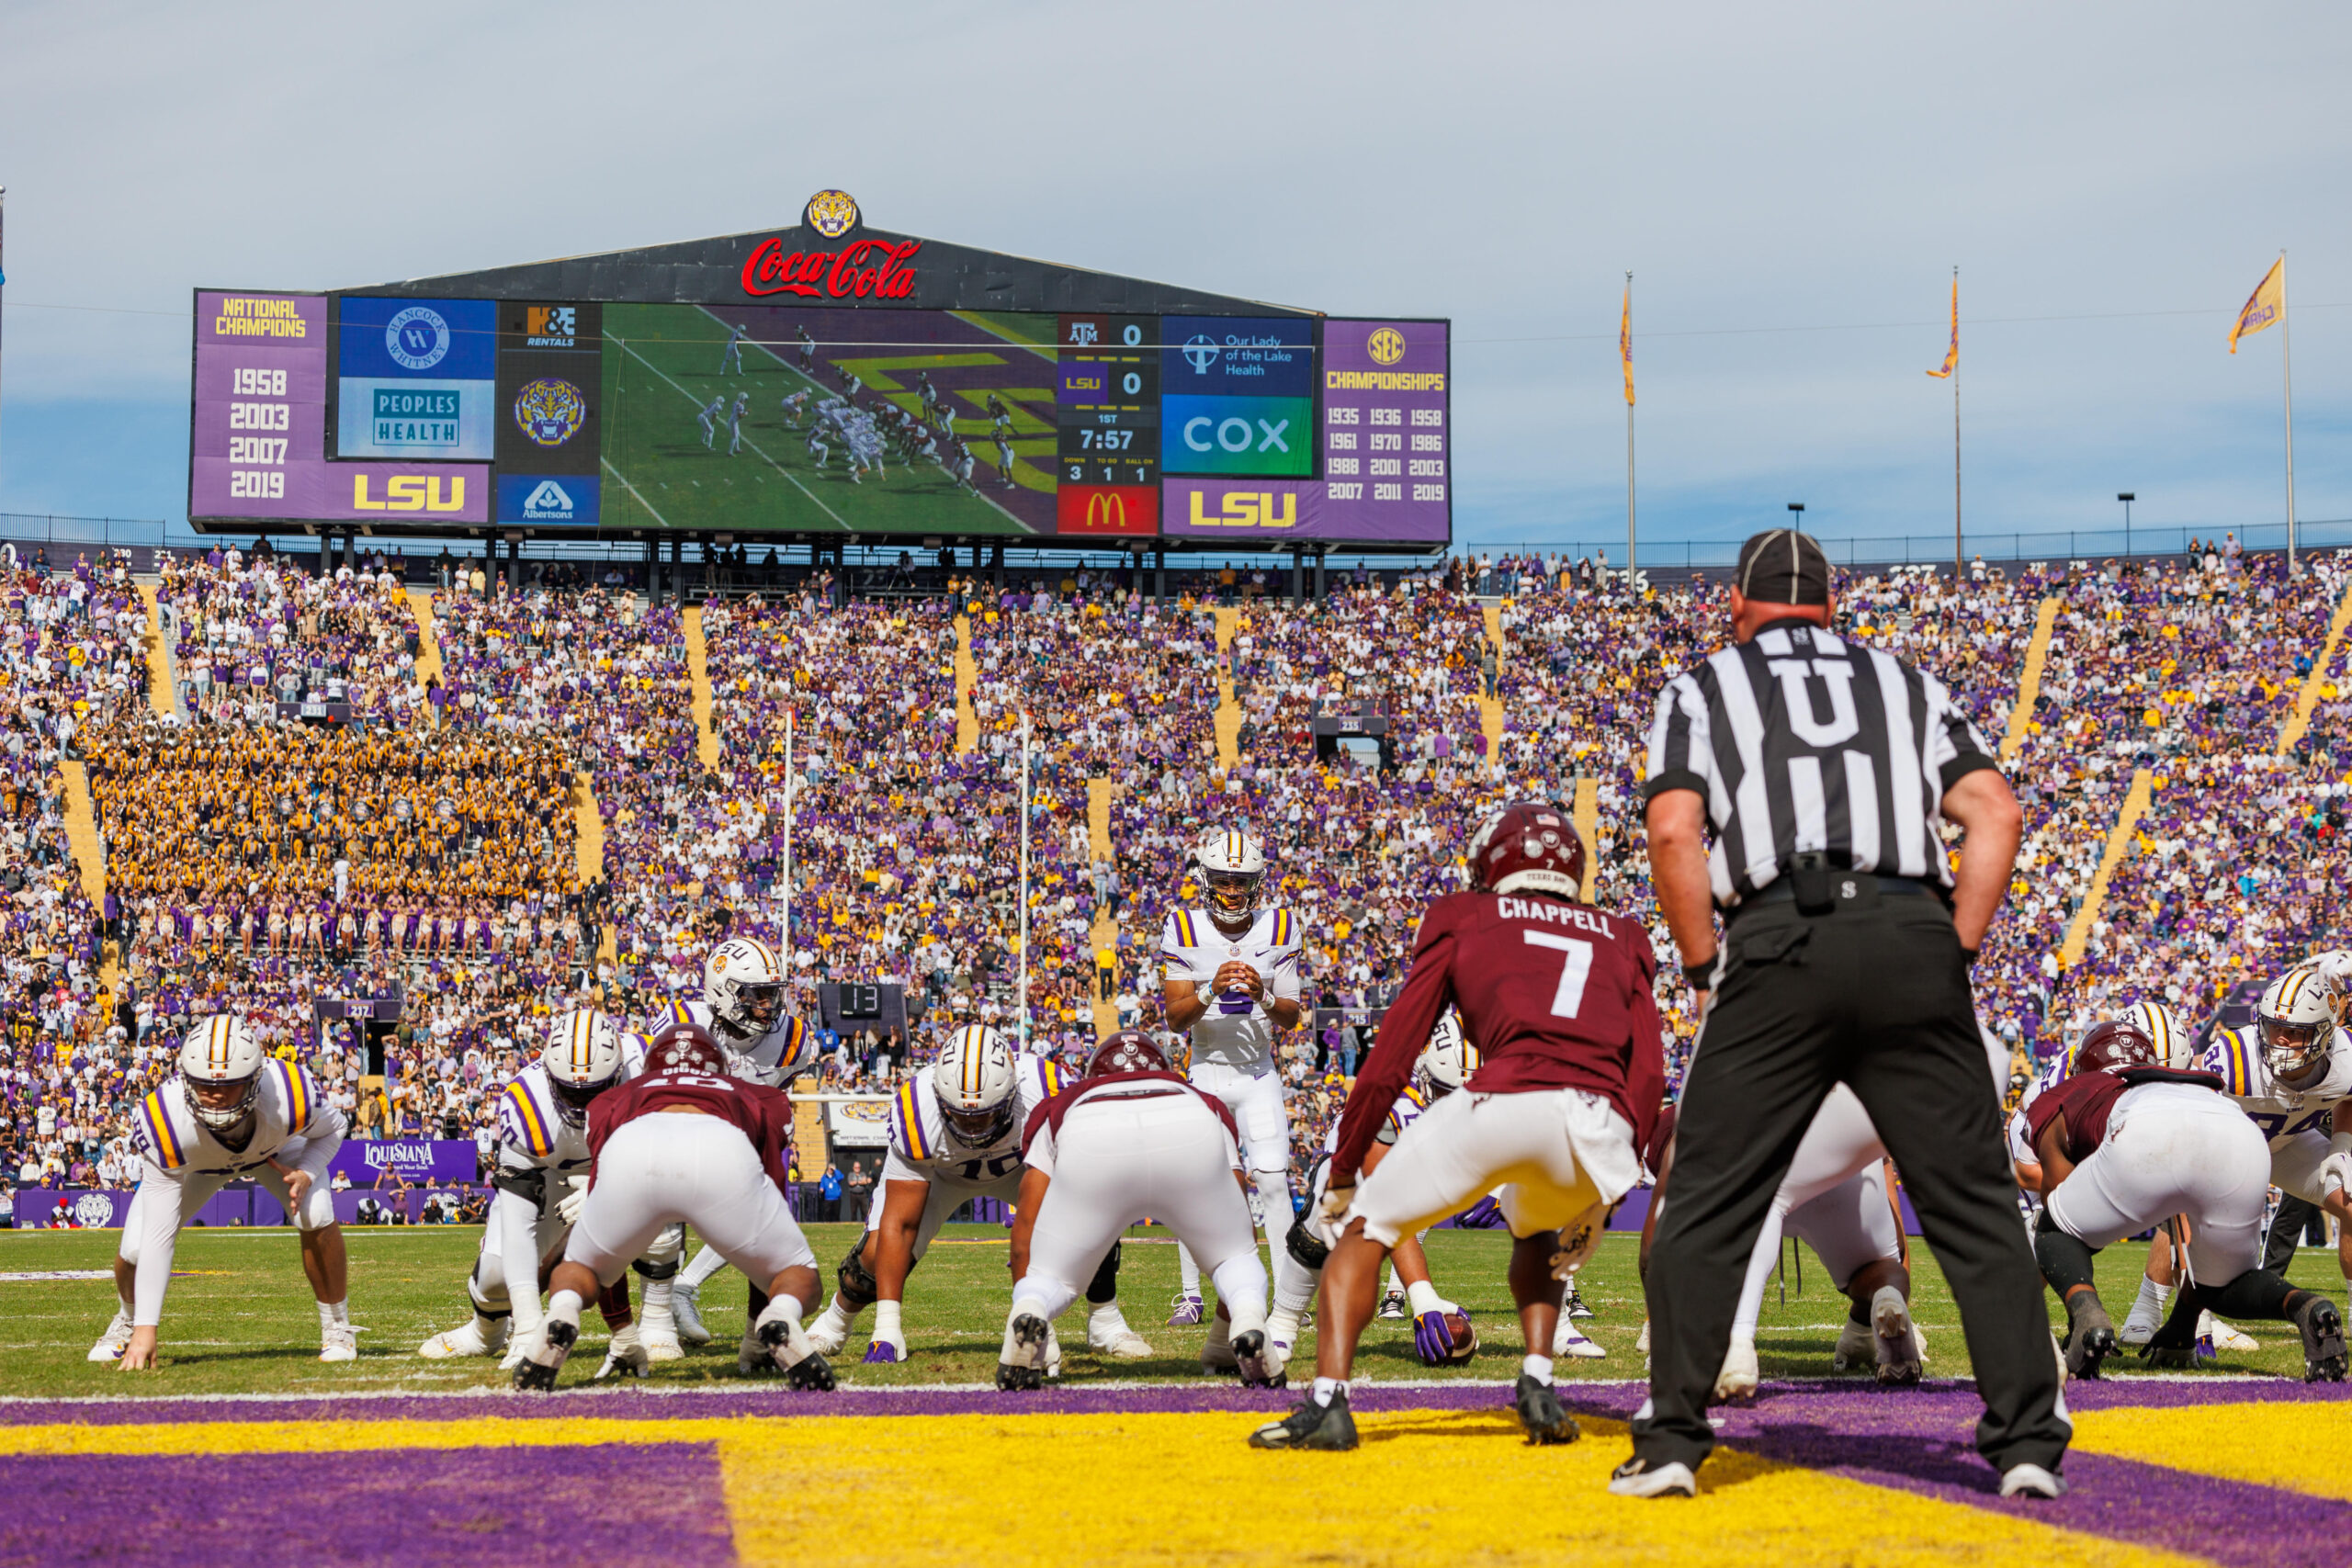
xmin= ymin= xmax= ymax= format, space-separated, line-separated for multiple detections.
xmin=189 ymin=199 xmax=1449 ymax=548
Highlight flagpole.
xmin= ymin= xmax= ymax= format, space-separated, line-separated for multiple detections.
xmin=2281 ymin=250 xmax=2297 ymax=573
xmin=780 ymin=706 xmax=793 ymax=957
xmin=1625 ymin=272 xmax=1636 ymax=584
xmin=1951 ymin=266 xmax=1962 ymax=576
xmin=1017 ymin=708 xmax=1031 ymax=1051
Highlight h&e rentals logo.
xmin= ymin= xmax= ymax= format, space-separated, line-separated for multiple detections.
xmin=384 ymin=306 xmax=452 ymax=371
xmin=524 ymin=306 xmax=578 ymax=347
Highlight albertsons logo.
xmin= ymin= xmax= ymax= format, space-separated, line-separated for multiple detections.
xmin=521 ymin=479 xmax=577 ymax=520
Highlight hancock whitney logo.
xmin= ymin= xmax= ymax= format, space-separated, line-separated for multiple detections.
xmin=520 ymin=479 xmax=577 ymax=521
xmin=384 ymin=306 xmax=452 ymax=371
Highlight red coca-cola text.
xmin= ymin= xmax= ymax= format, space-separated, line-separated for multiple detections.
xmin=741 ymin=238 xmax=921 ymax=300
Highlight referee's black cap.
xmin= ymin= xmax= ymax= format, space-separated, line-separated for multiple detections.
xmin=1734 ymin=529 xmax=1833 ymax=606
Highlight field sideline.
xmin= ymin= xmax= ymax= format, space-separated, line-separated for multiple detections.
xmin=5 ymin=1226 xmax=2345 ymax=1567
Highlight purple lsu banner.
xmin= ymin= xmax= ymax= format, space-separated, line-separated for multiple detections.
xmin=188 ymin=290 xmax=489 ymax=524
xmin=329 ymin=1138 xmax=481 ymax=1186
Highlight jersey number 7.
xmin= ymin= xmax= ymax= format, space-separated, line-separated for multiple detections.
xmin=1522 ymin=932 xmax=1594 ymax=1019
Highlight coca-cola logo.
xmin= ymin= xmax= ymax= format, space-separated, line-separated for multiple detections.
xmin=742 ymin=238 xmax=921 ymax=300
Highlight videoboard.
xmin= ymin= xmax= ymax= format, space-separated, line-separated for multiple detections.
xmin=192 ymin=290 xmax=1449 ymax=546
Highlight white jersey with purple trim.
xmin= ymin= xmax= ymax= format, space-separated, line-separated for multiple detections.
xmin=2006 ymin=1055 xmax=2069 ymax=1167
xmin=2200 ymin=1023 xmax=2352 ymax=1148
xmin=652 ymin=998 xmax=814 ymax=1088
xmin=1323 ymin=1082 xmax=1426 ymax=1156
xmin=1160 ymin=906 xmax=1305 ymax=1072
xmin=131 ymin=1057 xmax=342 ymax=1179
xmin=887 ymin=1053 xmax=1070 ymax=1182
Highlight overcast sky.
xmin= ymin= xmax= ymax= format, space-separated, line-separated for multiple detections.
xmin=2 ymin=0 xmax=2346 ymax=556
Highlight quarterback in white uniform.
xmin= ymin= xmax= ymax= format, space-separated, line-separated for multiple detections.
xmin=417 ymin=1010 xmax=657 ymax=1371
xmin=803 ymin=1025 xmax=1152 ymax=1363
xmin=1160 ymin=829 xmax=1304 ymax=1322
xmin=2203 ymin=965 xmax=2352 ymax=1282
xmin=91 ymin=1016 xmax=352 ymax=1369
xmin=667 ymin=938 xmax=820 ymax=1345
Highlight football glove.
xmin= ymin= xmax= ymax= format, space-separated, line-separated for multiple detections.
xmin=1317 ymin=1179 xmax=1357 ymax=1228
xmin=2311 ymin=949 xmax=2352 ymax=987
xmin=556 ymin=1176 xmax=589 ymax=1225
xmin=2319 ymin=1150 xmax=2351 ymax=1201
xmin=1412 ymin=1296 xmax=1465 ymax=1366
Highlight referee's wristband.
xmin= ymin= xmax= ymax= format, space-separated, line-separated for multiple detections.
xmin=1683 ymin=957 xmax=1717 ymax=990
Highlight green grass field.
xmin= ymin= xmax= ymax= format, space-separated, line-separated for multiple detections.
xmin=4 ymin=1224 xmax=2341 ymax=1399
xmin=597 ymin=303 xmax=1055 ymax=537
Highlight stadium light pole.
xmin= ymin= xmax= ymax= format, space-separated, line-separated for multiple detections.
xmin=1787 ymin=502 xmax=1805 ymax=532
xmin=2118 ymin=493 xmax=2134 ymax=558
xmin=1017 ymin=708 xmax=1031 ymax=1051
xmin=780 ymin=707 xmax=794 ymax=962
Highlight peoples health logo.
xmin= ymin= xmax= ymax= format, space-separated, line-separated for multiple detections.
xmin=1367 ymin=327 xmax=1408 ymax=366
xmin=1182 ymin=334 xmax=1223 ymax=375
xmin=521 ymin=480 xmax=576 ymax=520
xmin=384 ymin=306 xmax=452 ymax=371
xmin=513 ymin=378 xmax=586 ymax=447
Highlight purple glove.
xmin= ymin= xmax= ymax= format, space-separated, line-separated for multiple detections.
xmin=862 ymin=1340 xmax=903 ymax=1363
xmin=1413 ymin=1308 xmax=1458 ymax=1366
xmin=1453 ymin=1195 xmax=1506 ymax=1229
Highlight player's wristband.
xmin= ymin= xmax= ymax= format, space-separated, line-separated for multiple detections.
xmin=1683 ymin=957 xmax=1717 ymax=990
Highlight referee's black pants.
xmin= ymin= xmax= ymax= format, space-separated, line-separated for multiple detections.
xmin=1633 ymin=885 xmax=2070 ymax=1476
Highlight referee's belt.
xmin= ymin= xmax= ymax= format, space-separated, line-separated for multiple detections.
xmin=1731 ymin=867 xmax=1948 ymax=920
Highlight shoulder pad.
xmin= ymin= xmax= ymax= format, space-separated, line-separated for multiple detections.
xmin=136 ymin=1089 xmax=188 ymax=1171
xmin=890 ymin=1079 xmax=939 ymax=1164
xmin=1163 ymin=908 xmax=1203 ymax=951
xmin=500 ymin=1077 xmax=557 ymax=1160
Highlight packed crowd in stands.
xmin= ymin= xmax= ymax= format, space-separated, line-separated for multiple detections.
xmin=12 ymin=536 xmax=2352 ymax=1206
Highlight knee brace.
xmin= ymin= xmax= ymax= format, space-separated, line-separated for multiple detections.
xmin=2188 ymin=1267 xmax=2295 ymax=1324
xmin=468 ymin=1255 xmax=512 ymax=1314
xmin=1085 ymin=1240 xmax=1122 ymax=1305
xmin=632 ymin=1256 xmax=679 ymax=1281
xmin=2033 ymin=1208 xmax=2098 ymax=1298
xmin=633 ymin=1222 xmax=685 ymax=1277
xmin=836 ymin=1234 xmax=879 ymax=1312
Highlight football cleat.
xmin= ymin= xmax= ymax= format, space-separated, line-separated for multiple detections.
xmin=514 ymin=1319 xmax=577 ymax=1392
xmin=1233 ymin=1329 xmax=1280 ymax=1388
xmin=1831 ymin=1318 xmax=1874 ymax=1372
xmin=671 ymin=1281 xmax=712 ymax=1346
xmin=1607 ymin=1458 xmax=1697 ymax=1498
xmin=786 ymin=1353 xmax=837 ymax=1391
xmin=755 ymin=1318 xmax=837 ymax=1390
xmin=2063 ymin=1305 xmax=2119 ymax=1381
xmin=1248 ymin=1389 xmax=1358 ymax=1450
xmin=997 ymin=1312 xmax=1051 ymax=1392
xmin=1713 ymin=1335 xmax=1758 ymax=1402
xmin=1088 ymin=1321 xmax=1154 ymax=1359
xmin=1167 ymin=1292 xmax=1204 ymax=1326
xmin=1376 ymin=1289 xmax=1408 ymax=1321
xmin=1999 ymin=1463 xmax=2068 ymax=1499
xmin=737 ymin=1328 xmax=779 ymax=1376
xmin=596 ymin=1323 xmax=650 ymax=1380
xmin=804 ymin=1303 xmax=854 ymax=1358
xmin=418 ymin=1316 xmax=506 ymax=1359
xmin=319 ymin=1325 xmax=357 ymax=1364
xmin=2204 ymin=1314 xmax=2259 ymax=1353
xmin=1563 ymin=1285 xmax=1594 ymax=1320
xmin=1871 ymin=1287 xmax=1923 ymax=1385
xmin=2291 ymin=1294 xmax=2347 ymax=1382
xmin=1202 ymin=1314 xmax=1240 ymax=1374
xmin=1513 ymin=1374 xmax=1580 ymax=1445
xmin=1553 ymin=1318 xmax=1607 ymax=1359
xmin=87 ymin=1307 xmax=133 ymax=1363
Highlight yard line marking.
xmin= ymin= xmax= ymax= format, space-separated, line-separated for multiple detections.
xmin=600 ymin=456 xmax=672 ymax=528
xmin=608 ymin=330 xmax=851 ymax=532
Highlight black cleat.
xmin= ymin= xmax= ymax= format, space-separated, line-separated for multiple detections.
xmin=1233 ymin=1329 xmax=1280 ymax=1388
xmin=786 ymin=1352 xmax=837 ymax=1391
xmin=1249 ymin=1389 xmax=1358 ymax=1450
xmin=513 ymin=1319 xmax=577 ymax=1392
xmin=1564 ymin=1286 xmax=1594 ymax=1321
xmin=2063 ymin=1302 xmax=2117 ymax=1380
xmin=2292 ymin=1295 xmax=2347 ymax=1382
xmin=1375 ymin=1291 xmax=1408 ymax=1321
xmin=997 ymin=1313 xmax=1049 ymax=1393
xmin=1513 ymin=1374 xmax=1580 ymax=1445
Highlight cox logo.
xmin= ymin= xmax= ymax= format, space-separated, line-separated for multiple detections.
xmin=385 ymin=306 xmax=452 ymax=371
xmin=1182 ymin=414 xmax=1290 ymax=455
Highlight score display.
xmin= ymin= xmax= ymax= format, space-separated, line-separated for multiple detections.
xmin=1055 ymin=315 xmax=1158 ymax=486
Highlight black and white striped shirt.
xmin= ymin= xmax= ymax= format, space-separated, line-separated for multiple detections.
xmin=1642 ymin=619 xmax=1998 ymax=906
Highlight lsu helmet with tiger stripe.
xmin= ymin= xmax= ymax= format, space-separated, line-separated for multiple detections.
xmin=543 ymin=1009 xmax=625 ymax=1125
xmin=2256 ymin=965 xmax=2336 ymax=1082
xmin=1193 ymin=828 xmax=1266 ymax=933
xmin=1415 ymin=1010 xmax=1484 ymax=1100
xmin=704 ymin=935 xmax=786 ymax=1042
xmin=177 ymin=1015 xmax=266 ymax=1133
xmin=2118 ymin=999 xmax=2193 ymax=1071
xmin=933 ymin=1024 xmax=1017 ymax=1145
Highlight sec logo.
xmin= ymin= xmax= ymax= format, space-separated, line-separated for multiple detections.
xmin=805 ymin=189 xmax=860 ymax=239
xmin=385 ymin=305 xmax=452 ymax=371
xmin=513 ymin=378 xmax=586 ymax=447
xmin=1366 ymin=327 xmax=1407 ymax=366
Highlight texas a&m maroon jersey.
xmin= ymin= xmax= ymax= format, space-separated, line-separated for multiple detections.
xmin=1329 ymin=889 xmax=1667 ymax=1177
xmin=586 ymin=1069 xmax=797 ymax=1194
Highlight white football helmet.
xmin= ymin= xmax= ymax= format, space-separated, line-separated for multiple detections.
xmin=1194 ymin=828 xmax=1266 ymax=931
xmin=2256 ymin=966 xmax=2335 ymax=1082
xmin=178 ymin=1015 xmax=266 ymax=1132
xmin=2118 ymin=999 xmax=2193 ymax=1070
xmin=704 ymin=936 xmax=786 ymax=1042
xmin=1415 ymin=1010 xmax=1483 ymax=1101
xmin=933 ymin=1023 xmax=1018 ymax=1145
xmin=544 ymin=1009 xmax=626 ymax=1126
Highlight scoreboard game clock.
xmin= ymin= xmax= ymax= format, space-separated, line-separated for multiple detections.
xmin=1055 ymin=314 xmax=1159 ymax=486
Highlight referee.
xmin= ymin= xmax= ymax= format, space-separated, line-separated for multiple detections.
xmin=1614 ymin=530 xmax=2071 ymax=1500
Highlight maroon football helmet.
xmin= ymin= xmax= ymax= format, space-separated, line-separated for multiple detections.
xmin=1467 ymin=800 xmax=1589 ymax=900
xmin=1087 ymin=1030 xmax=1169 ymax=1078
xmin=643 ymin=1019 xmax=729 ymax=1078
xmin=2071 ymin=1020 xmax=2159 ymax=1077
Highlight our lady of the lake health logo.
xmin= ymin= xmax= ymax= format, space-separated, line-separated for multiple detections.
xmin=1182 ymin=334 xmax=1223 ymax=374
xmin=514 ymin=378 xmax=586 ymax=447
xmin=805 ymin=189 xmax=859 ymax=239
xmin=1366 ymin=326 xmax=1408 ymax=366
xmin=384 ymin=306 xmax=453 ymax=371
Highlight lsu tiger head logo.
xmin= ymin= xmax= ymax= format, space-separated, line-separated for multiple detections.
xmin=513 ymin=378 xmax=586 ymax=447
xmin=804 ymin=189 xmax=860 ymax=239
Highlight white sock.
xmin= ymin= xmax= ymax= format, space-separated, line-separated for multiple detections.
xmin=1267 ymin=1306 xmax=1301 ymax=1346
xmin=679 ymin=1245 xmax=728 ymax=1292
xmin=1089 ymin=1301 xmax=1130 ymax=1336
xmin=1311 ymin=1375 xmax=1347 ymax=1406
xmin=1176 ymin=1240 xmax=1201 ymax=1297
xmin=2129 ymin=1275 xmax=2168 ymax=1323
xmin=1406 ymin=1280 xmax=1444 ymax=1318
xmin=547 ymin=1289 xmax=583 ymax=1336
xmin=639 ymin=1277 xmax=674 ymax=1327
xmin=318 ymin=1299 xmax=349 ymax=1332
xmin=754 ymin=1292 xmax=805 ymax=1334
xmin=1383 ymin=1263 xmax=1399 ymax=1295
xmin=1523 ymin=1352 xmax=1555 ymax=1384
xmin=872 ymin=1299 xmax=903 ymax=1343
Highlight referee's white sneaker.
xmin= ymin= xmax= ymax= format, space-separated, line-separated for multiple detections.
xmin=1713 ymin=1335 xmax=1758 ymax=1400
xmin=1555 ymin=1318 xmax=1608 ymax=1359
xmin=1999 ymin=1463 xmax=2067 ymax=1499
xmin=1608 ymin=1458 xmax=1697 ymax=1498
